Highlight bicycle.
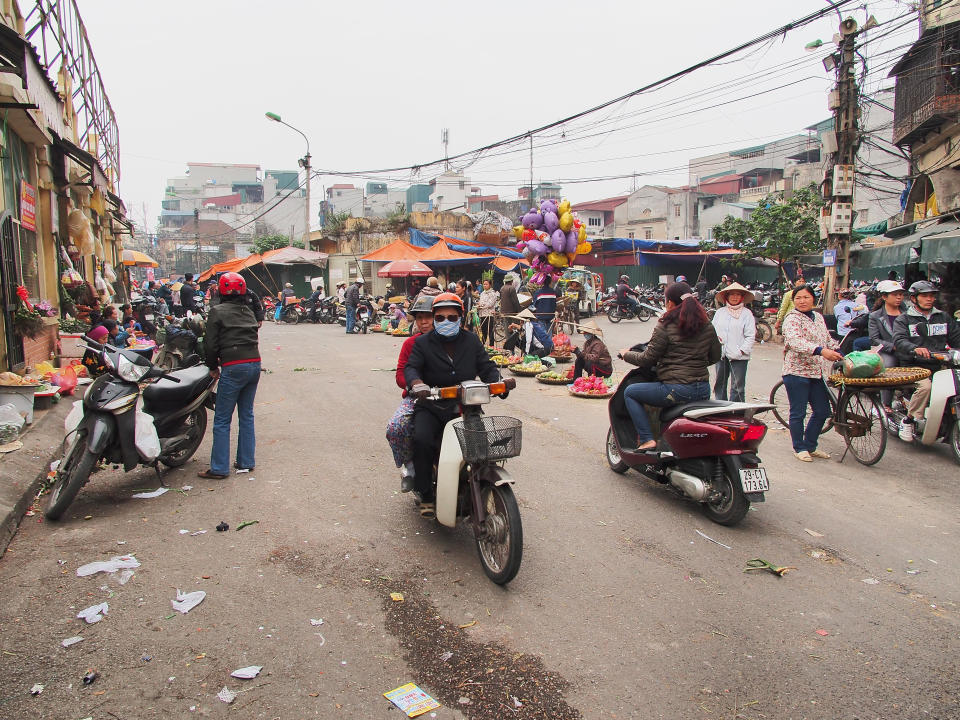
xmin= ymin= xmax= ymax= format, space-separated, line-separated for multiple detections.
xmin=769 ymin=372 xmax=887 ymax=465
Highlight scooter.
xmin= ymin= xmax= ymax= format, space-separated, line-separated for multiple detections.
xmin=417 ymin=378 xmax=522 ymax=584
xmin=605 ymin=361 xmax=774 ymax=526
xmin=45 ymin=336 xmax=216 ymax=520
xmin=887 ymin=350 xmax=960 ymax=465
xmin=153 ymin=315 xmax=205 ymax=371
xmin=607 ymin=299 xmax=655 ymax=323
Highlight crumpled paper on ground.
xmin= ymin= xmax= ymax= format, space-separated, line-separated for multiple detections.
xmin=76 ymin=555 xmax=140 ymax=577
xmin=217 ymin=687 xmax=238 ymax=703
xmin=230 ymin=665 xmax=262 ymax=679
xmin=171 ymin=589 xmax=206 ymax=614
xmin=77 ymin=602 xmax=109 ymax=623
xmin=132 ymin=487 xmax=168 ymax=499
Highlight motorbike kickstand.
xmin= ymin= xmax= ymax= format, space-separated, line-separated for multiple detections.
xmin=152 ymin=461 xmax=168 ymax=486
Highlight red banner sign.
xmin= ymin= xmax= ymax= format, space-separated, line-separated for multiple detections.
xmin=20 ymin=181 xmax=36 ymax=231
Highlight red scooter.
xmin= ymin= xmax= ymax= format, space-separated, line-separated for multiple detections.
xmin=605 ymin=362 xmax=774 ymax=526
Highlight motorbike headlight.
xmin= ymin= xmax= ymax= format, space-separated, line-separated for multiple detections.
xmin=460 ymin=384 xmax=491 ymax=406
xmin=116 ymin=354 xmax=150 ymax=382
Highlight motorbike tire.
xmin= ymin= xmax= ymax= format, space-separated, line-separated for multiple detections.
xmin=755 ymin=321 xmax=773 ymax=344
xmin=637 ymin=306 xmax=653 ymax=322
xmin=45 ymin=432 xmax=97 ymax=521
xmin=159 ymin=408 xmax=208 ymax=468
xmin=474 ymin=482 xmax=522 ymax=585
xmin=951 ymin=423 xmax=960 ymax=467
xmin=283 ymin=310 xmax=299 ymax=325
xmin=605 ymin=427 xmax=629 ymax=473
xmin=607 ymin=306 xmax=622 ymax=323
xmin=702 ymin=467 xmax=749 ymax=526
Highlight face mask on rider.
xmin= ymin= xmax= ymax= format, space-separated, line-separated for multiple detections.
xmin=435 ymin=318 xmax=460 ymax=338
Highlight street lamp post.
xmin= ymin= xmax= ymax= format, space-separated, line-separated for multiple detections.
xmin=265 ymin=111 xmax=311 ymax=246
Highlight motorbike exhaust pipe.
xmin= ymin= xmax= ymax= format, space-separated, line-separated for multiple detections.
xmin=666 ymin=469 xmax=707 ymax=501
xmin=160 ymin=433 xmax=190 ymax=453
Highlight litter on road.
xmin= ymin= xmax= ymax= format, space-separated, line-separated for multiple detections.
xmin=83 ymin=671 xmax=99 ymax=685
xmin=171 ymin=590 xmax=206 ymax=614
xmin=236 ymin=520 xmax=259 ymax=531
xmin=744 ymin=558 xmax=796 ymax=577
xmin=30 ymin=683 xmax=43 ymax=695
xmin=216 ymin=522 xmax=229 ymax=531
xmin=61 ymin=636 xmax=84 ymax=647
xmin=230 ymin=665 xmax=262 ymax=679
xmin=695 ymin=529 xmax=732 ymax=550
xmin=76 ymin=555 xmax=140 ymax=577
xmin=390 ymin=592 xmax=404 ymax=602
xmin=217 ymin=687 xmax=238 ymax=704
xmin=77 ymin=603 xmax=108 ymax=624
xmin=384 ymin=682 xmax=441 ymax=717
xmin=131 ymin=488 xmax=168 ymax=499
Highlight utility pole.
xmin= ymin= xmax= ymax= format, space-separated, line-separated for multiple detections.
xmin=301 ymin=150 xmax=311 ymax=247
xmin=442 ymin=128 xmax=450 ymax=170
xmin=193 ymin=208 xmax=200 ymax=271
xmin=822 ymin=16 xmax=859 ymax=314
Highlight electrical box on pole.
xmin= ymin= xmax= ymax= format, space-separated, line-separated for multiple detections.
xmin=822 ymin=16 xmax=860 ymax=315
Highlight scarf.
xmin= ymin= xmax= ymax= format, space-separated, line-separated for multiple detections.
xmin=725 ymin=302 xmax=745 ymax=319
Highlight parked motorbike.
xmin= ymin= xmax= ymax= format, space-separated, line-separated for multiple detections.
xmin=337 ymin=298 xmax=375 ymax=333
xmin=131 ymin=296 xmax=162 ymax=338
xmin=277 ymin=299 xmax=303 ymax=324
xmin=887 ymin=350 xmax=960 ymax=465
xmin=45 ymin=336 xmax=216 ymax=520
xmin=416 ymin=378 xmax=522 ymax=584
xmin=154 ymin=315 xmax=205 ymax=371
xmin=303 ymin=295 xmax=338 ymax=324
xmin=605 ymin=357 xmax=774 ymax=526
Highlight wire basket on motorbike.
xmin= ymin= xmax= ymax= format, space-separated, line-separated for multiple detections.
xmin=454 ymin=416 xmax=522 ymax=463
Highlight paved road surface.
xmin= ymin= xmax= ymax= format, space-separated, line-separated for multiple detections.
xmin=1 ymin=318 xmax=957 ymax=719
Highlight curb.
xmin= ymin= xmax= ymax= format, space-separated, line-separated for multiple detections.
xmin=0 ymin=398 xmax=71 ymax=554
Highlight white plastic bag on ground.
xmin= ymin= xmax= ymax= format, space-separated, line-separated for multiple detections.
xmin=171 ymin=589 xmax=206 ymax=614
xmin=0 ymin=403 xmax=24 ymax=443
xmin=230 ymin=666 xmax=262 ymax=679
xmin=77 ymin=602 xmax=108 ymax=623
xmin=134 ymin=397 xmax=161 ymax=462
xmin=76 ymin=555 xmax=140 ymax=577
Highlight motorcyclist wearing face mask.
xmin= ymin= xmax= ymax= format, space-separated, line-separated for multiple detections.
xmin=403 ymin=292 xmax=503 ymax=516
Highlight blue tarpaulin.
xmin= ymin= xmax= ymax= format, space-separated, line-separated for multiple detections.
xmin=409 ymin=228 xmax=523 ymax=258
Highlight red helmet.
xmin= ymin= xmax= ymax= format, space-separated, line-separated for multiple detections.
xmin=218 ymin=272 xmax=246 ymax=296
xmin=431 ymin=292 xmax=464 ymax=314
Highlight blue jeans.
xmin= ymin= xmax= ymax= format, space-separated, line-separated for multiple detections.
xmin=624 ymin=380 xmax=710 ymax=443
xmin=211 ymin=361 xmax=261 ymax=474
xmin=852 ymin=336 xmax=872 ymax=351
xmin=781 ymin=374 xmax=831 ymax=453
xmin=345 ymin=304 xmax=356 ymax=333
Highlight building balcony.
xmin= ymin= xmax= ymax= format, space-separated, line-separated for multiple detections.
xmin=891 ymin=24 xmax=960 ymax=146
xmin=740 ymin=185 xmax=772 ymax=199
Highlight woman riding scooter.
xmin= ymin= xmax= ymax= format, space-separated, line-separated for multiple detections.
xmin=618 ymin=282 xmax=721 ymax=451
xmin=403 ymin=292 xmax=503 ymax=518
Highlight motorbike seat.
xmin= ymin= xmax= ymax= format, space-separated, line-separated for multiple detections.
xmin=660 ymin=400 xmax=734 ymax=424
xmin=143 ymin=365 xmax=211 ymax=412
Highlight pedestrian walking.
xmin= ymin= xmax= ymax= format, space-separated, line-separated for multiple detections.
xmin=780 ymin=284 xmax=843 ymax=462
xmin=477 ymin=279 xmax=499 ymax=345
xmin=711 ymin=282 xmax=756 ymax=402
xmin=198 ymin=272 xmax=261 ymax=479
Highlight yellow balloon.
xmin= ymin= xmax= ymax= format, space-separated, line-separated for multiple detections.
xmin=546 ymin=251 xmax=568 ymax=268
xmin=512 ymin=225 xmax=524 ymax=239
xmin=577 ymin=224 xmax=587 ymax=242
xmin=558 ymin=212 xmax=574 ymax=232
xmin=558 ymin=199 xmax=571 ymax=215
xmin=566 ymin=252 xmax=577 ymax=266
xmin=575 ymin=241 xmax=589 ymax=255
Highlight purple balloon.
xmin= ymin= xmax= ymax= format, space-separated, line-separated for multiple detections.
xmin=522 ymin=246 xmax=533 ymax=258
xmin=543 ymin=211 xmax=559 ymax=234
xmin=565 ymin=229 xmax=578 ymax=253
xmin=522 ymin=210 xmax=542 ymax=230
xmin=528 ymin=239 xmax=548 ymax=255
xmin=551 ymin=228 xmax=566 ymax=250
xmin=540 ymin=200 xmax=557 ymax=215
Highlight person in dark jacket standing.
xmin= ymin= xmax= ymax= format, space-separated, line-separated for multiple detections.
xmin=893 ymin=280 xmax=960 ymax=440
xmin=619 ymin=282 xmax=721 ymax=451
xmin=532 ymin=275 xmax=557 ymax=330
xmin=199 ymin=272 xmax=261 ymax=479
xmin=403 ymin=292 xmax=502 ymax=517
xmin=344 ymin=279 xmax=362 ymax=334
xmin=499 ymin=272 xmax=521 ymax=337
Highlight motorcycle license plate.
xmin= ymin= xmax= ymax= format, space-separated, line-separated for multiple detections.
xmin=739 ymin=467 xmax=768 ymax=493
xmin=145 ymin=314 xmax=155 ymax=321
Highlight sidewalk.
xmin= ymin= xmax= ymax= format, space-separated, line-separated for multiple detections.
xmin=0 ymin=398 xmax=70 ymax=554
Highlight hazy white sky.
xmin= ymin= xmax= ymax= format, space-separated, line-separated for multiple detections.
xmin=75 ymin=0 xmax=916 ymax=231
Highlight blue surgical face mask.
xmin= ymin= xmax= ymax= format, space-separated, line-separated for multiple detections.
xmin=435 ymin=319 xmax=460 ymax=338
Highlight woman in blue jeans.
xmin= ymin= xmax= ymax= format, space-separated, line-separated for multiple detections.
xmin=619 ymin=282 xmax=721 ymax=451
xmin=198 ymin=272 xmax=262 ymax=479
xmin=780 ymin=284 xmax=843 ymax=462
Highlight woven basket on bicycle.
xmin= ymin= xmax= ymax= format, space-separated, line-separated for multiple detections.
xmin=828 ymin=366 xmax=932 ymax=388
xmin=453 ymin=416 xmax=522 ymax=463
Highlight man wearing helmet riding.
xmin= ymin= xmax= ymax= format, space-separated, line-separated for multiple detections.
xmin=893 ymin=280 xmax=960 ymax=435
xmin=199 ymin=271 xmax=261 ymax=479
xmin=616 ymin=274 xmax=640 ymax=314
xmin=403 ymin=292 xmax=502 ymax=516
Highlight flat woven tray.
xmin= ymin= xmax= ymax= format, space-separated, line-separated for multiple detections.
xmin=829 ymin=366 xmax=932 ymax=387
xmin=536 ymin=373 xmax=571 ymax=385
xmin=568 ymin=387 xmax=614 ymax=399
xmin=550 ymin=353 xmax=573 ymax=363
xmin=509 ymin=365 xmax=544 ymax=376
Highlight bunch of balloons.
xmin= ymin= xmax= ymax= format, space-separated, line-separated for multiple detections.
xmin=511 ymin=199 xmax=593 ymax=285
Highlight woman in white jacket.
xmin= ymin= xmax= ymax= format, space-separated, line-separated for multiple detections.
xmin=711 ymin=283 xmax=756 ymax=402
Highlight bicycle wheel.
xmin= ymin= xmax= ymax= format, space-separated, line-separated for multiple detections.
xmin=755 ymin=320 xmax=773 ymax=343
xmin=839 ymin=390 xmax=887 ymax=466
xmin=769 ymin=380 xmax=835 ymax=434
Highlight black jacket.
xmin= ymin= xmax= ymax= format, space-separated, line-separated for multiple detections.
xmin=622 ymin=320 xmax=721 ymax=384
xmin=893 ymin=305 xmax=960 ymax=370
xmin=205 ymin=297 xmax=260 ymax=371
xmin=499 ymin=283 xmax=521 ymax=314
xmin=344 ymin=284 xmax=361 ymax=305
xmin=867 ymin=306 xmax=903 ymax=355
xmin=404 ymin=329 xmax=501 ymax=414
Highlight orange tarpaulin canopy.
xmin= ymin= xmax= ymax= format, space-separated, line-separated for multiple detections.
xmin=359 ymin=239 xmax=425 ymax=262
xmin=418 ymin=241 xmax=494 ymax=263
xmin=491 ymin=256 xmax=530 ymax=271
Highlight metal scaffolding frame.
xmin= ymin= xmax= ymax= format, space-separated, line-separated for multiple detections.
xmin=22 ymin=0 xmax=120 ymax=188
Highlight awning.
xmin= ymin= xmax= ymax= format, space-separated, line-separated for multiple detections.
xmin=122 ymin=249 xmax=159 ymax=267
xmin=260 ymin=247 xmax=328 ymax=266
xmin=639 ymin=249 xmax=741 ymax=258
xmin=419 ymin=240 xmax=494 ymax=265
xmin=920 ymin=231 xmax=960 ymax=264
xmin=852 ymin=219 xmax=888 ymax=240
xmin=491 ymin=256 xmax=530 ymax=272
xmin=360 ymin=239 xmax=425 ymax=262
